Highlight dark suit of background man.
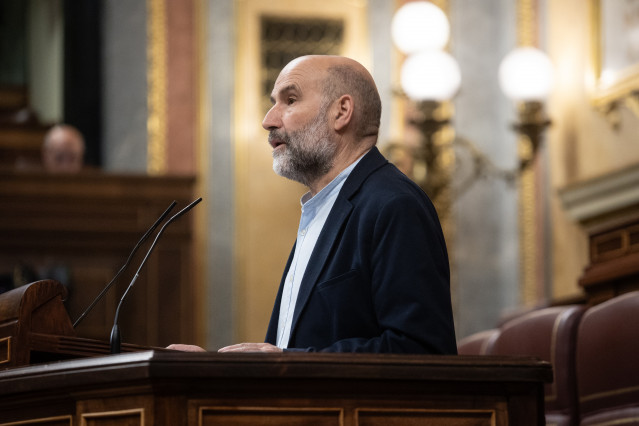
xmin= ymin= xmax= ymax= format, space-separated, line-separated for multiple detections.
xmin=169 ymin=55 xmax=457 ymax=354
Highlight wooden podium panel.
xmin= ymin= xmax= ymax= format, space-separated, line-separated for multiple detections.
xmin=579 ymin=216 xmax=639 ymax=304
xmin=0 ymin=280 xmax=169 ymax=369
xmin=0 ymin=351 xmax=552 ymax=426
xmin=0 ymin=170 xmax=197 ymax=348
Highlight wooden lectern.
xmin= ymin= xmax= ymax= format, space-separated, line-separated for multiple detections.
xmin=0 ymin=280 xmax=552 ymax=425
xmin=0 ymin=280 xmax=156 ymax=369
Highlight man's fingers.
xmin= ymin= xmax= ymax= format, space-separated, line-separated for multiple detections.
xmin=218 ymin=343 xmax=282 ymax=353
xmin=166 ymin=344 xmax=206 ymax=352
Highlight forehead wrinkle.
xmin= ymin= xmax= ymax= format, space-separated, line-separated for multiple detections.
xmin=270 ymin=83 xmax=302 ymax=104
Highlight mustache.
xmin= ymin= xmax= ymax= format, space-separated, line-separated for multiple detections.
xmin=268 ymin=130 xmax=288 ymax=143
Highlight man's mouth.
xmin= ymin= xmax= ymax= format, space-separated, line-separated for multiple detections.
xmin=269 ymin=134 xmax=287 ymax=150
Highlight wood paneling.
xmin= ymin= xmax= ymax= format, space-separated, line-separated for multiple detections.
xmin=356 ymin=409 xmax=495 ymax=426
xmin=0 ymin=171 xmax=197 ymax=347
xmin=199 ymin=407 xmax=343 ymax=426
xmin=0 ymin=416 xmax=72 ymax=426
xmin=81 ymin=409 xmax=144 ymax=426
xmin=0 ymin=351 xmax=551 ymax=426
xmin=0 ymin=126 xmax=47 ymax=168
xmin=579 ymin=216 xmax=639 ymax=304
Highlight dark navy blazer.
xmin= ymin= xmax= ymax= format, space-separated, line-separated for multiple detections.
xmin=265 ymin=146 xmax=457 ymax=353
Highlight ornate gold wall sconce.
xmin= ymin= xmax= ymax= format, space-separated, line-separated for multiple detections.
xmin=499 ymin=46 xmax=554 ymax=170
xmin=387 ymin=2 xmax=555 ymax=204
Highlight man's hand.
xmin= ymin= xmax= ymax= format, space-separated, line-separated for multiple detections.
xmin=218 ymin=343 xmax=282 ymax=353
xmin=166 ymin=344 xmax=207 ymax=352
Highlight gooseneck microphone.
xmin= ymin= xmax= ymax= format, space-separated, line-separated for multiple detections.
xmin=110 ymin=197 xmax=202 ymax=354
xmin=72 ymin=201 xmax=178 ymax=328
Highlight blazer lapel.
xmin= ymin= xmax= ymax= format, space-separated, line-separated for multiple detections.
xmin=289 ymin=196 xmax=352 ymax=333
xmin=288 ymin=147 xmax=388 ymax=338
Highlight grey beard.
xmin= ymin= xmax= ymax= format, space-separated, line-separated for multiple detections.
xmin=272 ymin=118 xmax=336 ymax=187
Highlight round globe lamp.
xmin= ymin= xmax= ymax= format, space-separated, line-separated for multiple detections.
xmin=391 ymin=1 xmax=450 ymax=54
xmin=498 ymin=47 xmax=554 ymax=102
xmin=400 ymin=50 xmax=461 ymax=101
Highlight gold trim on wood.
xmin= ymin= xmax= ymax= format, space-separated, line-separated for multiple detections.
xmin=147 ymin=0 xmax=168 ymax=174
xmin=0 ymin=415 xmax=72 ymax=426
xmin=81 ymin=408 xmax=144 ymax=426
xmin=0 ymin=336 xmax=10 ymax=364
xmin=199 ymin=406 xmax=344 ymax=425
xmin=355 ymin=407 xmax=496 ymax=425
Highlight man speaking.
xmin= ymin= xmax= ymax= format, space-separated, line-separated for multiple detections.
xmin=171 ymin=55 xmax=457 ymax=354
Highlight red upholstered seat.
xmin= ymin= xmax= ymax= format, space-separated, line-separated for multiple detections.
xmin=576 ymin=291 xmax=639 ymax=426
xmin=457 ymin=329 xmax=500 ymax=355
xmin=491 ymin=305 xmax=586 ymax=426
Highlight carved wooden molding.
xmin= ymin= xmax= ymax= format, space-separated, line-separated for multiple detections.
xmin=559 ymin=163 xmax=639 ymax=225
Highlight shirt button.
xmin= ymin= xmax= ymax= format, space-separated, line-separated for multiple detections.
xmin=300 ymin=228 xmax=307 ymax=236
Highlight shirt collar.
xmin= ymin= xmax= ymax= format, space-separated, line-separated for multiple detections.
xmin=300 ymin=154 xmax=365 ymax=209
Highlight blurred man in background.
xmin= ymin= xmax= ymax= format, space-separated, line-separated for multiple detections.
xmin=42 ymin=124 xmax=85 ymax=173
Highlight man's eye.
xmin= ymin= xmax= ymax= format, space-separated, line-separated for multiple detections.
xmin=287 ymin=97 xmax=296 ymax=105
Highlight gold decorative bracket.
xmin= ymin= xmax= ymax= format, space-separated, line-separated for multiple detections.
xmin=589 ymin=0 xmax=639 ymax=127
xmin=146 ymin=0 xmax=168 ymax=174
xmin=624 ymin=91 xmax=639 ymax=121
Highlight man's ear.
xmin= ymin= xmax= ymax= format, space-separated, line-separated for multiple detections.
xmin=333 ymin=95 xmax=353 ymax=132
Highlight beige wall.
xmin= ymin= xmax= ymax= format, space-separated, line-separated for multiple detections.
xmin=547 ymin=0 xmax=639 ymax=298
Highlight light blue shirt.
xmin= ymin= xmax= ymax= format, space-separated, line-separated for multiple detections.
xmin=276 ymin=157 xmax=363 ymax=348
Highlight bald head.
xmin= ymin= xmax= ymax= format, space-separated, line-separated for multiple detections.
xmin=284 ymin=55 xmax=382 ymax=141
xmin=42 ymin=124 xmax=85 ymax=173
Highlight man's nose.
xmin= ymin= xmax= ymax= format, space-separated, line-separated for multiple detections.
xmin=262 ymin=105 xmax=281 ymax=130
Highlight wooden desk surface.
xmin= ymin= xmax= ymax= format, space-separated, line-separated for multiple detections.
xmin=0 ymin=351 xmax=551 ymax=426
